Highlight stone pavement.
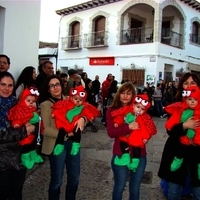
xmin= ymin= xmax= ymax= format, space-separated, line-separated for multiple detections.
xmin=22 ymin=117 xmax=174 ymax=200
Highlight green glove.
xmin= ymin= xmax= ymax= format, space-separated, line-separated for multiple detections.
xmin=114 ymin=153 xmax=131 ymax=166
xmin=186 ymin=129 xmax=195 ymax=139
xmin=53 ymin=144 xmax=65 ymax=156
xmin=128 ymin=158 xmax=140 ymax=172
xmin=29 ymin=112 xmax=40 ymax=124
xmin=181 ymin=109 xmax=194 ymax=122
xmin=170 ymin=157 xmax=183 ymax=171
xmin=125 ymin=113 xmax=136 ymax=124
xmin=70 ymin=142 xmax=81 ymax=155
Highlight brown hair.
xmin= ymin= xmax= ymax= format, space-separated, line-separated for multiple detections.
xmin=175 ymin=72 xmax=200 ymax=101
xmin=112 ymin=82 xmax=136 ymax=109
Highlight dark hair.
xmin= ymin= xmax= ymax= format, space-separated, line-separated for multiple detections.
xmin=81 ymin=72 xmax=87 ymax=81
xmin=157 ymin=83 xmax=161 ymax=87
xmin=42 ymin=61 xmax=53 ymax=68
xmin=112 ymin=82 xmax=135 ymax=109
xmin=175 ymin=72 xmax=200 ymax=101
xmin=60 ymin=73 xmax=68 ymax=78
xmin=38 ymin=75 xmax=64 ymax=103
xmin=0 ymin=54 xmax=10 ymax=64
xmin=15 ymin=66 xmax=36 ymax=89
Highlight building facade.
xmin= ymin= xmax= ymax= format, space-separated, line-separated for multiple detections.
xmin=56 ymin=0 xmax=200 ymax=85
xmin=0 ymin=1 xmax=41 ymax=78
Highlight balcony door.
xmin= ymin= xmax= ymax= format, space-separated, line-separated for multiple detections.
xmin=71 ymin=22 xmax=80 ymax=47
xmin=94 ymin=16 xmax=105 ymax=45
xmin=130 ymin=18 xmax=142 ymax=43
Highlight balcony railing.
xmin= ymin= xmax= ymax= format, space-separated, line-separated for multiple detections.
xmin=161 ymin=28 xmax=182 ymax=48
xmin=84 ymin=30 xmax=108 ymax=48
xmin=121 ymin=26 xmax=154 ymax=44
xmin=61 ymin=35 xmax=82 ymax=50
xmin=190 ymin=34 xmax=200 ymax=45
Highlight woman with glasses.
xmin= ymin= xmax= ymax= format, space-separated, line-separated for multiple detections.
xmin=0 ymin=72 xmax=35 ymax=200
xmin=39 ymin=74 xmax=87 ymax=200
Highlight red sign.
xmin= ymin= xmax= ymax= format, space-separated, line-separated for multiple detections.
xmin=89 ymin=57 xmax=115 ymax=65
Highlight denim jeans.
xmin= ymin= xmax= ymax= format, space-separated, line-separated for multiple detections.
xmin=0 ymin=169 xmax=26 ymax=200
xmin=154 ymin=100 xmax=164 ymax=116
xmin=168 ymin=182 xmax=200 ymax=200
xmin=48 ymin=140 xmax=80 ymax=200
xmin=111 ymin=155 xmax=147 ymax=200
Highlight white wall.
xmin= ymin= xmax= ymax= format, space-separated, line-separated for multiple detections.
xmin=0 ymin=1 xmax=41 ymax=79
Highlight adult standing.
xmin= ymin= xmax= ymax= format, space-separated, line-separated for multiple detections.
xmin=85 ymin=78 xmax=96 ymax=106
xmin=0 ymin=54 xmax=10 ymax=72
xmin=158 ymin=72 xmax=200 ymax=200
xmin=0 ymin=72 xmax=34 ymax=200
xmin=106 ymin=82 xmax=156 ymax=200
xmin=101 ymin=73 xmax=113 ymax=124
xmin=15 ymin=66 xmax=37 ymax=100
xmin=65 ymin=69 xmax=78 ymax=96
xmin=36 ymin=61 xmax=54 ymax=93
xmin=39 ymin=74 xmax=87 ymax=200
xmin=92 ymin=75 xmax=101 ymax=105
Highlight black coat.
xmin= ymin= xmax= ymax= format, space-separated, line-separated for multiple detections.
xmin=158 ymin=123 xmax=200 ymax=187
xmin=0 ymin=126 xmax=27 ymax=170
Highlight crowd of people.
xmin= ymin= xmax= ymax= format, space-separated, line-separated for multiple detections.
xmin=1 ymin=53 xmax=200 ymax=200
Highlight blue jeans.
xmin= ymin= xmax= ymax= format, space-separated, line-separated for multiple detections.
xmin=48 ymin=140 xmax=80 ymax=200
xmin=154 ymin=100 xmax=164 ymax=116
xmin=168 ymin=182 xmax=200 ymax=200
xmin=111 ymin=155 xmax=147 ymax=200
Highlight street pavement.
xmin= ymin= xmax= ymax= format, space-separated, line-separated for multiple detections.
xmin=22 ymin=117 xmax=189 ymax=200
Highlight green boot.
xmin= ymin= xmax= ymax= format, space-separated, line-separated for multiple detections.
xmin=21 ymin=152 xmax=34 ymax=169
xmin=197 ymin=164 xmax=200 ymax=180
xmin=53 ymin=144 xmax=65 ymax=156
xmin=114 ymin=153 xmax=131 ymax=166
xmin=70 ymin=142 xmax=81 ymax=155
xmin=170 ymin=157 xmax=183 ymax=171
xmin=30 ymin=150 xmax=43 ymax=163
xmin=128 ymin=158 xmax=140 ymax=172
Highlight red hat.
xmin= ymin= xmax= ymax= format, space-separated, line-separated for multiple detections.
xmin=69 ymin=85 xmax=87 ymax=101
xmin=134 ymin=94 xmax=151 ymax=111
xmin=19 ymin=87 xmax=39 ymax=106
xmin=182 ymin=86 xmax=200 ymax=108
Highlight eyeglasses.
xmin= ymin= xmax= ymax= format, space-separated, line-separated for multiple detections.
xmin=0 ymin=82 xmax=14 ymax=89
xmin=49 ymin=82 xmax=61 ymax=89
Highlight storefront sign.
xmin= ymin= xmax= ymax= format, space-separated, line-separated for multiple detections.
xmin=89 ymin=57 xmax=115 ymax=65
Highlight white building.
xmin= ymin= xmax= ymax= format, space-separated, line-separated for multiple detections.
xmin=56 ymin=0 xmax=200 ymax=85
xmin=0 ymin=1 xmax=41 ymax=79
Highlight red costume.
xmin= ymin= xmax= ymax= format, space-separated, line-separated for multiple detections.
xmin=52 ymin=86 xmax=100 ymax=133
xmin=7 ymin=88 xmax=40 ymax=145
xmin=165 ymin=85 xmax=200 ymax=145
xmin=111 ymin=94 xmax=157 ymax=148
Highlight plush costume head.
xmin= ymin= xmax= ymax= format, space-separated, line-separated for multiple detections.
xmin=182 ymin=85 xmax=200 ymax=109
xmin=69 ymin=85 xmax=87 ymax=102
xmin=19 ymin=88 xmax=39 ymax=106
xmin=134 ymin=94 xmax=151 ymax=111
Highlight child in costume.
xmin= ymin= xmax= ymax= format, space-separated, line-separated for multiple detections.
xmin=7 ymin=88 xmax=43 ymax=169
xmin=111 ymin=94 xmax=157 ymax=171
xmin=165 ymin=85 xmax=200 ymax=174
xmin=52 ymin=85 xmax=99 ymax=156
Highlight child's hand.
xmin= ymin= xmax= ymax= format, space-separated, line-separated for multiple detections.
xmin=14 ymin=124 xmax=20 ymax=128
xmin=114 ymin=123 xmax=118 ymax=127
xmin=25 ymin=122 xmax=35 ymax=133
xmin=143 ymin=139 xmax=148 ymax=144
xmin=51 ymin=114 xmax=55 ymax=118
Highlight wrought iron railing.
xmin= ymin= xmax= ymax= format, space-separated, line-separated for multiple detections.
xmin=190 ymin=34 xmax=200 ymax=45
xmin=84 ymin=30 xmax=108 ymax=47
xmin=161 ymin=28 xmax=182 ymax=47
xmin=121 ymin=26 xmax=154 ymax=44
xmin=61 ymin=34 xmax=82 ymax=50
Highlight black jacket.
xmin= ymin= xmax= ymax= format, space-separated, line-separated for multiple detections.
xmin=0 ymin=126 xmax=27 ymax=170
xmin=158 ymin=123 xmax=200 ymax=187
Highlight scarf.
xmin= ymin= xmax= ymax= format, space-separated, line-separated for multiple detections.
xmin=0 ymin=95 xmax=16 ymax=131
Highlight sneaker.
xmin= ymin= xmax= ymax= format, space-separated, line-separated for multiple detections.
xmin=163 ymin=114 xmax=168 ymax=118
xmin=160 ymin=115 xmax=163 ymax=118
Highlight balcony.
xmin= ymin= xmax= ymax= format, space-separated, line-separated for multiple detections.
xmin=190 ymin=34 xmax=200 ymax=45
xmin=61 ymin=35 xmax=82 ymax=50
xmin=121 ymin=26 xmax=153 ymax=44
xmin=161 ymin=28 xmax=182 ymax=48
xmin=84 ymin=31 xmax=108 ymax=48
